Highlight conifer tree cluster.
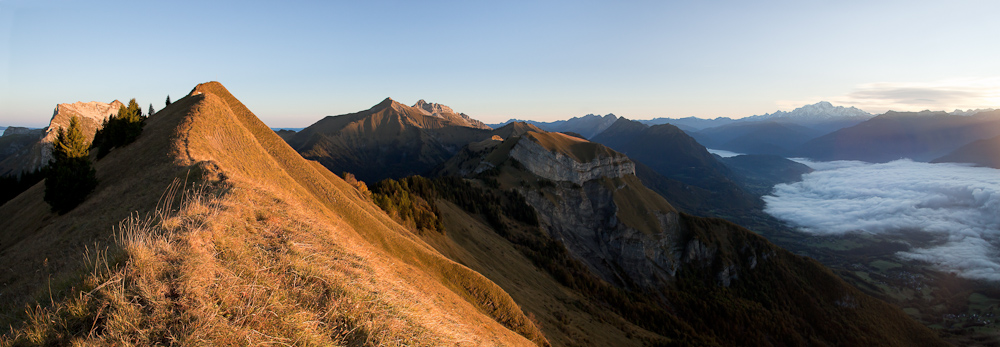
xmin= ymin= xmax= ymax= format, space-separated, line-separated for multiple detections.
xmin=92 ymin=98 xmax=146 ymax=158
xmin=44 ymin=116 xmax=98 ymax=214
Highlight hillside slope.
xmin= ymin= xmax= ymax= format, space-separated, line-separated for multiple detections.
xmin=691 ymin=121 xmax=824 ymax=156
xmin=0 ymin=82 xmax=545 ymax=346
xmin=799 ymin=110 xmax=1000 ymax=162
xmin=591 ymin=118 xmax=759 ymax=218
xmin=287 ymin=98 xmax=497 ymax=183
xmin=288 ymin=101 xmax=541 ymax=184
xmin=931 ymin=134 xmax=1000 ymax=169
xmin=392 ymin=130 xmax=947 ymax=346
xmin=489 ymin=114 xmax=618 ymax=139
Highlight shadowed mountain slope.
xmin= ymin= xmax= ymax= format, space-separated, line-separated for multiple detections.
xmin=719 ymin=154 xmax=814 ymax=196
xmin=0 ymin=82 xmax=545 ymax=346
xmin=0 ymin=128 xmax=43 ymax=164
xmin=408 ymin=130 xmax=947 ymax=346
xmin=287 ymin=98 xmax=497 ymax=183
xmin=488 ymin=113 xmax=618 ymax=139
xmin=692 ymin=121 xmax=825 ymax=156
xmin=287 ymin=100 xmax=540 ymax=184
xmin=932 ymin=134 xmax=1000 ymax=169
xmin=799 ymin=110 xmax=1000 ymax=162
xmin=591 ymin=118 xmax=759 ymax=217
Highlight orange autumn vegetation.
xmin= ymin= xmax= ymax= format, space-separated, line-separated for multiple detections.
xmin=0 ymin=82 xmax=546 ymax=346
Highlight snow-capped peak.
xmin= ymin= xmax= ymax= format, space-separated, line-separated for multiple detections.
xmin=746 ymin=101 xmax=872 ymax=121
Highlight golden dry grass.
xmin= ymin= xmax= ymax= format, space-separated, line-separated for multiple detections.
xmin=3 ymin=182 xmax=458 ymax=345
xmin=0 ymin=82 xmax=546 ymax=346
xmin=522 ymin=131 xmax=619 ymax=163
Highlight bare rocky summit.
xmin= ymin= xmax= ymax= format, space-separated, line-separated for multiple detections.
xmin=412 ymin=99 xmax=491 ymax=130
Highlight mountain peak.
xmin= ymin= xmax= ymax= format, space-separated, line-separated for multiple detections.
xmin=747 ymin=101 xmax=872 ymax=122
xmin=412 ymin=99 xmax=456 ymax=115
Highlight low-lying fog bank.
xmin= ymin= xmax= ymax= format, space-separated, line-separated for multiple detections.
xmin=764 ymin=158 xmax=1000 ymax=281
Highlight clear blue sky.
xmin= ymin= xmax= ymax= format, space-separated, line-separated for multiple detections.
xmin=2 ymin=0 xmax=999 ymax=127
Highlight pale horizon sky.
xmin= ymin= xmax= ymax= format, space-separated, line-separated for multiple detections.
xmin=2 ymin=0 xmax=999 ymax=128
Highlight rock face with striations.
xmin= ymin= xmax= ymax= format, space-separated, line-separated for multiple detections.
xmin=509 ymin=132 xmax=635 ymax=185
xmin=0 ymin=100 xmax=123 ymax=175
xmin=480 ymin=131 xmax=748 ymax=289
xmin=413 ymin=99 xmax=491 ymax=130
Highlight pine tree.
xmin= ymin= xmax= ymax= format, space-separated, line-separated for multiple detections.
xmin=44 ymin=116 xmax=98 ymax=214
xmin=92 ymin=98 xmax=147 ymax=158
xmin=165 ymin=95 xmax=171 ymax=106
xmin=148 ymin=103 xmax=155 ymax=117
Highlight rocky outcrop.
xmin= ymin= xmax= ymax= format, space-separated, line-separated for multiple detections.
xmin=509 ymin=135 xmax=634 ymax=185
xmin=413 ymin=99 xmax=491 ymax=130
xmin=519 ymin=179 xmax=685 ymax=289
xmin=414 ymin=99 xmax=457 ymax=115
xmin=40 ymin=101 xmax=123 ymax=161
xmin=0 ymin=100 xmax=122 ymax=175
xmin=2 ymin=127 xmax=41 ymax=137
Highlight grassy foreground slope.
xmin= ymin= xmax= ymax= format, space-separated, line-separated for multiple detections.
xmin=0 ymin=82 xmax=545 ymax=346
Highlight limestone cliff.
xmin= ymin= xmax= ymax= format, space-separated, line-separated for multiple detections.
xmin=509 ymin=132 xmax=635 ymax=185
xmin=0 ymin=100 xmax=123 ymax=175
xmin=413 ymin=99 xmax=491 ymax=130
xmin=452 ymin=130 xmax=757 ymax=289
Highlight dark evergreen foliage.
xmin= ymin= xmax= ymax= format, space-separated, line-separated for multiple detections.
xmin=165 ymin=95 xmax=171 ymax=106
xmin=0 ymin=168 xmax=45 ymax=206
xmin=92 ymin=98 xmax=146 ymax=158
xmin=44 ymin=116 xmax=98 ymax=214
xmin=371 ymin=176 xmax=444 ymax=234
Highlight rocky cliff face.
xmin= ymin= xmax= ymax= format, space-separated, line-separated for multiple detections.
xmin=413 ymin=99 xmax=491 ymax=130
xmin=414 ymin=99 xmax=456 ymax=115
xmin=509 ymin=135 xmax=635 ymax=185
xmin=40 ymin=101 xmax=124 ymax=161
xmin=518 ymin=178 xmax=685 ymax=289
xmin=0 ymin=100 xmax=122 ymax=175
xmin=500 ymin=132 xmax=755 ymax=289
xmin=2 ymin=127 xmax=41 ymax=137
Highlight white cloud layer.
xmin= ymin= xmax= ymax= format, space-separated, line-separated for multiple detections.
xmin=776 ymin=77 xmax=1000 ymax=114
xmin=764 ymin=159 xmax=1000 ymax=281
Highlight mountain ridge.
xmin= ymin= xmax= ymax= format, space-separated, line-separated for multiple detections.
xmin=419 ymin=126 xmax=946 ymax=345
xmin=0 ymin=82 xmax=546 ymax=345
xmin=798 ymin=109 xmax=1000 ymax=162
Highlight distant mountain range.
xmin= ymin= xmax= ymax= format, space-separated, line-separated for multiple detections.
xmin=590 ymin=117 xmax=764 ymax=218
xmin=488 ymin=113 xmax=618 ymax=139
xmin=643 ymin=101 xmax=873 ymax=133
xmin=0 ymin=84 xmax=951 ymax=345
xmin=493 ymin=101 xmax=1000 ymax=164
xmin=798 ymin=110 xmax=1000 ymax=162
xmin=287 ymin=98 xmax=533 ymax=183
xmin=931 ymin=134 xmax=1000 ymax=168
xmin=690 ymin=121 xmax=826 ymax=157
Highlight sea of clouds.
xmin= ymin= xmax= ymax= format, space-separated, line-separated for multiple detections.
xmin=764 ymin=159 xmax=1000 ymax=281
xmin=707 ymin=148 xmax=742 ymax=158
